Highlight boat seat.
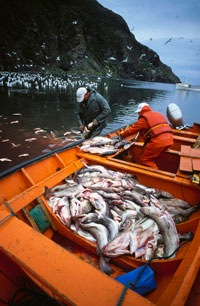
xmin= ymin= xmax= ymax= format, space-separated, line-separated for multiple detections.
xmin=179 ymin=145 xmax=200 ymax=173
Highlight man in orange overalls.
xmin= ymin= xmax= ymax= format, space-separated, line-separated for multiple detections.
xmin=120 ymin=103 xmax=173 ymax=169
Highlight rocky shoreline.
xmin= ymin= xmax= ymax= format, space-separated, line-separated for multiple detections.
xmin=0 ymin=0 xmax=180 ymax=84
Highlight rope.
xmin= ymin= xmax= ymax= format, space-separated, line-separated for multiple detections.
xmin=116 ymin=232 xmax=194 ymax=306
xmin=0 ymin=268 xmax=66 ymax=305
xmin=0 ymin=202 xmax=17 ymax=226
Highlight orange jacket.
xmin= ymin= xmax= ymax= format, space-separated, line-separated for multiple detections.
xmin=121 ymin=105 xmax=173 ymax=147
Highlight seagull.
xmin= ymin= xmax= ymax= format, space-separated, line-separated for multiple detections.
xmin=34 ymin=129 xmax=46 ymax=134
xmin=2 ymin=139 xmax=10 ymax=142
xmin=18 ymin=153 xmax=29 ymax=157
xmin=11 ymin=143 xmax=21 ymax=148
xmin=10 ymin=120 xmax=19 ymax=124
xmin=0 ymin=158 xmax=12 ymax=162
xmin=25 ymin=138 xmax=37 ymax=142
xmin=164 ymin=38 xmax=173 ymax=45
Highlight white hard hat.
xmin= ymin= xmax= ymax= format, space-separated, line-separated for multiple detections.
xmin=76 ymin=87 xmax=87 ymax=103
xmin=135 ymin=102 xmax=149 ymax=113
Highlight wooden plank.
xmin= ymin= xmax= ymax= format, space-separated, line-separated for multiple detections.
xmin=157 ymin=221 xmax=200 ymax=306
xmin=191 ymin=149 xmax=200 ymax=171
xmin=37 ymin=196 xmax=57 ymax=231
xmin=0 ymin=217 xmax=151 ymax=306
xmin=193 ymin=134 xmax=200 ymax=148
xmin=107 ymin=157 xmax=176 ymax=177
xmin=180 ymin=152 xmax=200 ymax=159
xmin=0 ymin=159 xmax=86 ymax=223
xmin=180 ymin=145 xmax=193 ymax=172
xmin=192 ymin=159 xmax=200 ymax=171
xmin=22 ymin=207 xmax=40 ymax=232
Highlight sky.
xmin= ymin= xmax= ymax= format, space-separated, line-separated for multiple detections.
xmin=97 ymin=0 xmax=200 ymax=85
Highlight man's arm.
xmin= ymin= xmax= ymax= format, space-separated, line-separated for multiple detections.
xmin=121 ymin=117 xmax=147 ymax=138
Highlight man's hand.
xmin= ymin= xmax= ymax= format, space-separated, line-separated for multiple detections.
xmin=119 ymin=134 xmax=124 ymax=141
xmin=117 ymin=131 xmax=124 ymax=141
xmin=87 ymin=122 xmax=94 ymax=130
xmin=79 ymin=125 xmax=85 ymax=133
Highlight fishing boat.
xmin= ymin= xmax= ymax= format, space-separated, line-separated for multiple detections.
xmin=175 ymin=82 xmax=200 ymax=92
xmin=0 ymin=122 xmax=200 ymax=306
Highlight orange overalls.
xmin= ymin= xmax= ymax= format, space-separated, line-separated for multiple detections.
xmin=121 ymin=106 xmax=173 ymax=169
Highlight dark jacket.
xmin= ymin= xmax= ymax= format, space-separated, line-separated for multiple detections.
xmin=76 ymin=89 xmax=111 ymax=137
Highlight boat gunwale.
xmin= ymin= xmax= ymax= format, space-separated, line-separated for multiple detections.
xmin=0 ymin=149 xmax=199 ymax=269
xmin=1 ymin=144 xmax=200 ymax=305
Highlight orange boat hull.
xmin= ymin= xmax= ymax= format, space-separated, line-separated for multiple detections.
xmin=0 ymin=125 xmax=200 ymax=305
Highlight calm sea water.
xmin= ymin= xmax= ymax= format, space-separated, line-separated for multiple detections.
xmin=0 ymin=75 xmax=200 ymax=173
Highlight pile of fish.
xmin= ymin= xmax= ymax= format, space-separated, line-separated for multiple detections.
xmin=45 ymin=163 xmax=199 ymax=274
xmin=79 ymin=136 xmax=131 ymax=156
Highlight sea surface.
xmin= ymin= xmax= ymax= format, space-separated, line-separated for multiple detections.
xmin=0 ymin=73 xmax=200 ymax=173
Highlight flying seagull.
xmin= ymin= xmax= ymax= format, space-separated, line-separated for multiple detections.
xmin=164 ymin=38 xmax=173 ymax=45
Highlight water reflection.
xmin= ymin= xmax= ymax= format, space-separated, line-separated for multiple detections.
xmin=0 ymin=74 xmax=199 ymax=172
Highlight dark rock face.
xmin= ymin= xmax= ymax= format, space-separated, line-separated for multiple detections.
xmin=0 ymin=0 xmax=180 ymax=83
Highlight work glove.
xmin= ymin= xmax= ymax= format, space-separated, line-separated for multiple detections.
xmin=87 ymin=122 xmax=94 ymax=130
xmin=82 ymin=127 xmax=90 ymax=139
xmin=87 ymin=119 xmax=98 ymax=130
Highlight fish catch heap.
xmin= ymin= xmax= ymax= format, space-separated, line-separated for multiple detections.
xmin=79 ymin=136 xmax=130 ymax=156
xmin=45 ymin=164 xmax=199 ymax=274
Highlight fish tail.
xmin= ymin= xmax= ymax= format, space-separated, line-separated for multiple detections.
xmin=99 ymin=255 xmax=114 ymax=275
xmin=44 ymin=186 xmax=51 ymax=198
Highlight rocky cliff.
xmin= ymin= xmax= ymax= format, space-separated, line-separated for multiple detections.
xmin=0 ymin=0 xmax=180 ymax=83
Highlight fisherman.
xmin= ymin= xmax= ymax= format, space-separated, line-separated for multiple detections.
xmin=120 ymin=102 xmax=173 ymax=169
xmin=76 ymin=87 xmax=111 ymax=139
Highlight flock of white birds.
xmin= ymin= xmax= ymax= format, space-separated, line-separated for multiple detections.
xmin=0 ymin=71 xmax=107 ymax=92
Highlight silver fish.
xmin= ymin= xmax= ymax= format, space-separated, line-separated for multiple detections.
xmin=159 ymin=198 xmax=190 ymax=209
xmin=121 ymin=209 xmax=137 ymax=224
xmin=70 ymin=224 xmax=96 ymax=242
xmin=123 ymin=190 xmax=150 ymax=206
xmin=80 ymin=222 xmax=109 ymax=255
xmin=162 ymin=205 xmax=198 ymax=218
xmin=82 ymin=190 xmax=107 ymax=216
xmin=46 ymin=184 xmax=84 ymax=198
xmin=102 ymin=218 xmax=137 ymax=257
xmin=99 ymin=255 xmax=114 ymax=275
xmin=59 ymin=204 xmax=71 ymax=228
xmin=81 ymin=212 xmax=99 ymax=224
xmin=95 ymin=216 xmax=120 ymax=241
xmin=96 ymin=190 xmax=121 ymax=200
xmin=82 ymin=136 xmax=112 ymax=146
xmin=141 ymin=206 xmax=179 ymax=258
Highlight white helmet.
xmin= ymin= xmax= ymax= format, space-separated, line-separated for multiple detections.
xmin=135 ymin=102 xmax=149 ymax=113
xmin=76 ymin=87 xmax=87 ymax=103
